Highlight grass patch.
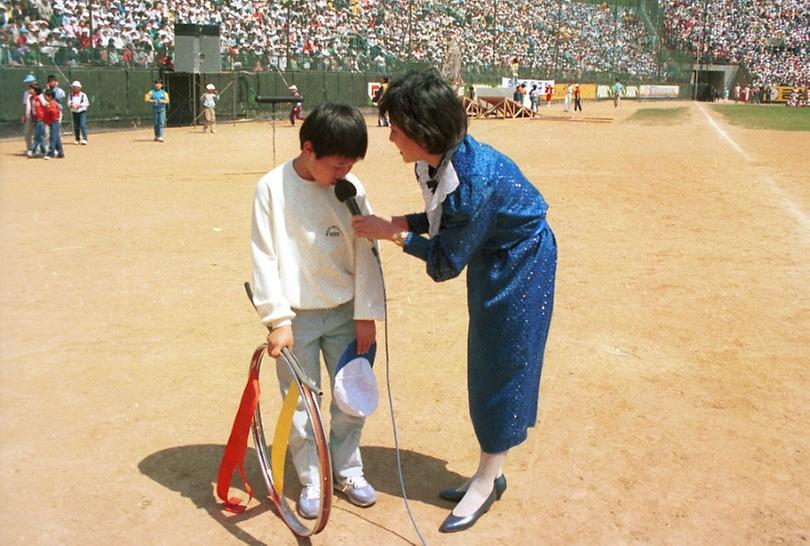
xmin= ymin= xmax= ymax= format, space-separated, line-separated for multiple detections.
xmin=710 ymin=104 xmax=810 ymax=131
xmin=626 ymin=107 xmax=689 ymax=124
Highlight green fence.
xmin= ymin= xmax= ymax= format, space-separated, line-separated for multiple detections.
xmin=2 ymin=64 xmax=690 ymax=133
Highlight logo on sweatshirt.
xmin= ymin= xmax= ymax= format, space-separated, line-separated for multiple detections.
xmin=325 ymin=225 xmax=343 ymax=238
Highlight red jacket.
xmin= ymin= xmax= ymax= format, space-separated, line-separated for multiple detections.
xmin=30 ymin=95 xmax=45 ymax=121
xmin=43 ymin=100 xmax=61 ymax=125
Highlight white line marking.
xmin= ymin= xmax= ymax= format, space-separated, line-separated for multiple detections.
xmin=697 ymin=103 xmax=810 ymax=233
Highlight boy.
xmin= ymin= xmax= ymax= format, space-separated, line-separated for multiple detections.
xmin=27 ymin=85 xmax=47 ymax=158
xmin=144 ymin=79 xmax=169 ymax=142
xmin=43 ymin=89 xmax=64 ymax=159
xmin=201 ymin=83 xmax=218 ymax=133
xmin=251 ymin=103 xmax=384 ymax=519
xmin=68 ymin=80 xmax=89 ymax=145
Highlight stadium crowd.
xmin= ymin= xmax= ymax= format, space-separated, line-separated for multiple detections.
xmin=662 ymin=0 xmax=809 ymax=86
xmin=0 ymin=0 xmax=658 ymax=76
xmin=0 ymin=0 xmax=806 ymax=85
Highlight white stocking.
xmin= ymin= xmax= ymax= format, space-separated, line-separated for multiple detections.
xmin=452 ymin=449 xmax=508 ymax=517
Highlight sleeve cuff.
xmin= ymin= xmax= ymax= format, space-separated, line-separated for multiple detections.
xmin=402 ymin=232 xmax=430 ymax=261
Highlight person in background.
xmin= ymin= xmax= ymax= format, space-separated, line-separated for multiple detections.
xmin=43 ymin=89 xmax=65 ymax=159
xmin=288 ymin=84 xmax=304 ymax=127
xmin=574 ymin=83 xmax=582 ymax=112
xmin=144 ymin=79 xmax=170 ymax=142
xmin=27 ymin=84 xmax=47 ymax=158
xmin=21 ymin=74 xmax=37 ymax=154
xmin=563 ymin=82 xmax=574 ymax=112
xmin=46 ymin=74 xmax=66 ymax=110
xmin=612 ymin=79 xmax=625 ymax=109
xmin=68 ymin=80 xmax=90 ymax=145
xmin=372 ymin=76 xmax=390 ymax=127
xmin=201 ymin=83 xmax=219 ymax=134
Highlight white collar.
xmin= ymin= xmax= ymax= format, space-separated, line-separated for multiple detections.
xmin=415 ymin=159 xmax=460 ymax=237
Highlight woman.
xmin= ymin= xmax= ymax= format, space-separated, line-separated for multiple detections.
xmin=352 ymin=71 xmax=557 ymax=533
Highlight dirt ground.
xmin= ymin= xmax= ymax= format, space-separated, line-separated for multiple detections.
xmin=1 ymin=100 xmax=808 ymax=546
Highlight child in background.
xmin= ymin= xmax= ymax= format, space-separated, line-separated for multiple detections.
xmin=144 ymin=80 xmax=170 ymax=142
xmin=68 ymin=80 xmax=90 ymax=145
xmin=27 ymin=85 xmax=47 ymax=158
xmin=201 ymin=83 xmax=218 ymax=133
xmin=43 ymin=89 xmax=64 ymax=159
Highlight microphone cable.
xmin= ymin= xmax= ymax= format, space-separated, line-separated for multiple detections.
xmin=371 ymin=247 xmax=428 ymax=546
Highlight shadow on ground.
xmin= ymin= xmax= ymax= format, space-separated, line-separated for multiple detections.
xmin=138 ymin=443 xmax=463 ymax=545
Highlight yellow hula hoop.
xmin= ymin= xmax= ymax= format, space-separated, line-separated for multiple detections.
xmin=270 ymin=379 xmax=299 ymax=495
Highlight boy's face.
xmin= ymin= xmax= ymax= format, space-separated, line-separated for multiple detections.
xmin=45 ymin=95 xmax=53 ymax=102
xmin=155 ymin=82 xmax=163 ymax=89
xmin=300 ymin=142 xmax=357 ymax=188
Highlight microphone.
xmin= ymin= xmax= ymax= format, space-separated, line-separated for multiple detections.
xmin=334 ymin=178 xmax=362 ymax=216
xmin=334 ymin=178 xmax=379 ymax=259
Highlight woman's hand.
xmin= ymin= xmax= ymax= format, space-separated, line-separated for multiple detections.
xmin=266 ymin=325 xmax=294 ymax=358
xmin=355 ymin=320 xmax=376 ymax=355
xmin=352 ymin=215 xmax=403 ymax=241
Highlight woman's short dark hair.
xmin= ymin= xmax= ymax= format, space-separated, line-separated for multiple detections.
xmin=379 ymin=70 xmax=467 ymax=155
xmin=299 ymin=102 xmax=368 ymax=159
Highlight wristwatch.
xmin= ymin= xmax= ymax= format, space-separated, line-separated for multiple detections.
xmin=393 ymin=231 xmax=409 ymax=248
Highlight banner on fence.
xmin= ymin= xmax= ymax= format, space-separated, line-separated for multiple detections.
xmin=501 ymin=78 xmax=555 ymax=96
xmin=639 ymin=85 xmax=680 ymax=98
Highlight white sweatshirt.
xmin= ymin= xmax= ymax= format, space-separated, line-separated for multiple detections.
xmin=251 ymin=161 xmax=385 ymax=329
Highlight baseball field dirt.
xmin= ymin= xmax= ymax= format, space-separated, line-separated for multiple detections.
xmin=1 ymin=100 xmax=808 ymax=545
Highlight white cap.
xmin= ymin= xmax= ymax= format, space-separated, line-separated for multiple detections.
xmin=206 ymin=83 xmax=215 ymax=90
xmin=333 ymin=342 xmax=378 ymax=418
xmin=288 ymin=84 xmax=298 ymax=91
xmin=71 ymin=80 xmax=82 ymax=88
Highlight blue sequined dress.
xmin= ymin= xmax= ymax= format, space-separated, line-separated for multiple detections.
xmin=402 ymin=135 xmax=557 ymax=453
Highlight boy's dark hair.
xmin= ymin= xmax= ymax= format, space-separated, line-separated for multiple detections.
xmin=44 ymin=89 xmax=55 ymax=98
xmin=47 ymin=74 xmax=57 ymax=82
xmin=31 ymin=84 xmax=42 ymax=94
xmin=299 ymin=103 xmax=367 ymax=159
xmin=379 ymin=70 xmax=467 ymax=155
xmin=154 ymin=79 xmax=163 ymax=84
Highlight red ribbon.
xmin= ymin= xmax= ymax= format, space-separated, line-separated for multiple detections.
xmin=216 ymin=367 xmax=260 ymax=513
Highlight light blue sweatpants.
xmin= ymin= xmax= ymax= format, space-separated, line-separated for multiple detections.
xmin=277 ymin=300 xmax=366 ymax=488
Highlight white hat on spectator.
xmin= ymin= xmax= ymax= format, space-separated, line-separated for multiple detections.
xmin=206 ymin=83 xmax=215 ymax=90
xmin=288 ymin=84 xmax=298 ymax=90
xmin=71 ymin=81 xmax=82 ymax=88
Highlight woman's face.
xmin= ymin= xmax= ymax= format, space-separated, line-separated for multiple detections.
xmin=388 ymin=123 xmax=428 ymax=164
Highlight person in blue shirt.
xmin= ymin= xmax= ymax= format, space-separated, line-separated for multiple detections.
xmin=144 ymin=80 xmax=170 ymax=142
xmin=612 ymin=79 xmax=625 ymax=109
xmin=352 ymin=70 xmax=557 ymax=534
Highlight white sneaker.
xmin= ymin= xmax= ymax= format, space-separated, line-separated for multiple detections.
xmin=157 ymin=137 xmax=164 ymax=142
xmin=74 ymin=140 xmax=81 ymax=145
xmin=80 ymin=139 xmax=87 ymax=145
xmin=26 ymin=151 xmax=33 ymax=158
xmin=334 ymin=475 xmax=377 ymax=507
xmin=297 ymin=486 xmax=320 ymax=520
xmin=43 ymin=155 xmax=52 ymax=160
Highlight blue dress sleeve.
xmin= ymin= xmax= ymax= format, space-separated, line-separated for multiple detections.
xmin=402 ymin=179 xmax=497 ymax=282
xmin=405 ymin=212 xmax=429 ymax=234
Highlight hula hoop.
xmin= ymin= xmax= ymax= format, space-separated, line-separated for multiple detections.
xmin=249 ymin=343 xmax=332 ymax=537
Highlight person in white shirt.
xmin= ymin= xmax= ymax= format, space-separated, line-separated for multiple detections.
xmin=21 ymin=74 xmax=37 ymax=153
xmin=68 ymin=80 xmax=90 ymax=145
xmin=200 ymin=83 xmax=218 ymax=133
xmin=251 ymin=103 xmax=385 ymax=520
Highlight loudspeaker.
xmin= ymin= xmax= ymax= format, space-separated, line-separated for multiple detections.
xmin=174 ymin=24 xmax=221 ymax=73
